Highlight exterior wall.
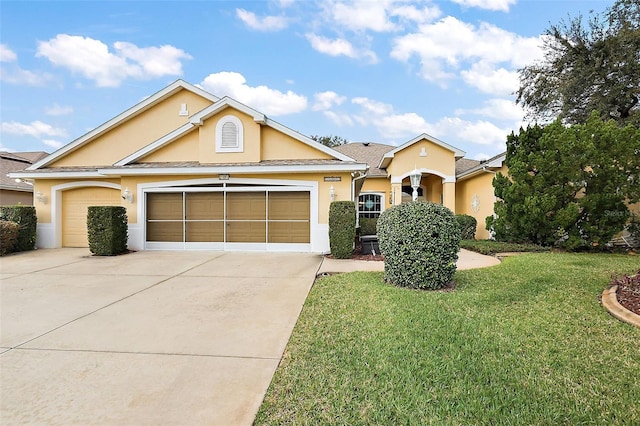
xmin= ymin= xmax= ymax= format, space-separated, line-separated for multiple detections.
xmin=0 ymin=190 xmax=33 ymax=206
xmin=50 ymin=90 xmax=213 ymax=167
xmin=455 ymin=166 xmax=507 ymax=239
xmin=261 ymin=127 xmax=333 ymax=160
xmin=139 ymin=128 xmax=200 ymax=163
xmin=386 ymin=140 xmax=456 ymax=178
xmin=198 ymin=110 xmax=262 ymax=163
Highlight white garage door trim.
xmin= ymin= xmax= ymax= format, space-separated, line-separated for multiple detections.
xmin=137 ymin=177 xmax=319 ymax=252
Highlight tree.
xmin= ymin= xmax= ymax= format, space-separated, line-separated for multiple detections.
xmin=517 ymin=0 xmax=640 ymax=126
xmin=487 ymin=112 xmax=640 ymax=249
xmin=310 ymin=134 xmax=349 ymax=148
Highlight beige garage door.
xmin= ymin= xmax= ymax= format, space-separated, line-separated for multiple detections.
xmin=62 ymin=187 xmax=121 ymax=247
xmin=146 ymin=191 xmax=309 ymax=245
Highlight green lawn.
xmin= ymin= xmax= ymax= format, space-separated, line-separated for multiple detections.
xmin=256 ymin=253 xmax=639 ymax=425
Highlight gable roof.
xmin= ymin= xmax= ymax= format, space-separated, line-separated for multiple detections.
xmin=333 ymin=142 xmax=394 ymax=177
xmin=115 ymin=95 xmax=356 ymax=166
xmin=378 ymin=133 xmax=465 ymax=169
xmin=456 ymin=152 xmax=506 ymax=180
xmin=27 ymin=80 xmax=219 ymax=171
xmin=455 ymin=158 xmax=481 ymax=175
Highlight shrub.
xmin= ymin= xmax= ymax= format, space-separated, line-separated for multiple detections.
xmin=0 ymin=205 xmax=37 ymax=252
xmin=0 ymin=220 xmax=19 ymax=255
xmin=627 ymin=214 xmax=640 ymax=248
xmin=359 ymin=217 xmax=378 ymax=236
xmin=329 ymin=201 xmax=356 ymax=259
xmin=378 ymin=201 xmax=461 ymax=290
xmin=455 ymin=214 xmax=477 ymax=240
xmin=87 ymin=206 xmax=128 ymax=256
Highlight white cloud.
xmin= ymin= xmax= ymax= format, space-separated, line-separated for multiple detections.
xmin=328 ymin=1 xmax=399 ymax=32
xmin=42 ymin=139 xmax=64 ymax=149
xmin=0 ymin=44 xmax=17 ymax=62
xmin=351 ymin=97 xmax=393 ymax=116
xmin=378 ymin=112 xmax=429 ymax=139
xmin=305 ymin=34 xmax=378 ymax=63
xmin=200 ymin=71 xmax=307 ymax=116
xmin=456 ymin=98 xmax=524 ymax=122
xmin=44 ymin=104 xmax=74 ymax=116
xmin=391 ymin=16 xmax=544 ymax=92
xmin=427 ymin=116 xmax=509 ymax=146
xmin=1 ymin=120 xmax=68 ymax=138
xmin=0 ymin=66 xmax=53 ymax=86
xmin=460 ymin=62 xmax=520 ymax=95
xmin=36 ymin=34 xmax=191 ymax=87
xmin=391 ymin=4 xmax=441 ymax=24
xmin=236 ymin=9 xmax=289 ymax=31
xmin=313 ymin=91 xmax=346 ymax=111
xmin=452 ymin=0 xmax=517 ymax=12
xmin=323 ymin=110 xmax=354 ymax=126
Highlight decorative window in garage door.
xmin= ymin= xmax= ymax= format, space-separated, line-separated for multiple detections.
xmin=146 ymin=190 xmax=310 ymax=245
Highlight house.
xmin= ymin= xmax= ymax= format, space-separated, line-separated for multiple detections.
xmin=9 ymin=80 xmax=505 ymax=252
xmin=1 ymin=151 xmax=49 ymax=206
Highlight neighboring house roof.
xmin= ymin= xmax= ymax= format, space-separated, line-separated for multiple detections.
xmin=379 ymin=133 xmax=466 ymax=169
xmin=333 ymin=142 xmax=394 ymax=177
xmin=455 ymin=158 xmax=481 ymax=175
xmin=27 ymin=80 xmax=219 ymax=171
xmin=1 ymin=151 xmax=48 ymax=191
xmin=456 ymin=152 xmax=506 ymax=180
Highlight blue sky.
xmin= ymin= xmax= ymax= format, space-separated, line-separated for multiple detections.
xmin=1 ymin=0 xmax=612 ymax=160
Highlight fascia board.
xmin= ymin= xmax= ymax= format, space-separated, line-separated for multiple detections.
xmin=27 ymin=80 xmax=218 ymax=171
xmin=378 ymin=133 xmax=466 ymax=169
xmin=9 ymin=171 xmax=106 ymax=179
xmin=99 ymin=163 xmax=369 ymax=176
xmin=456 ymin=154 xmax=506 ymax=180
xmin=189 ymin=97 xmax=266 ymax=125
xmin=114 ymin=122 xmax=197 ymax=166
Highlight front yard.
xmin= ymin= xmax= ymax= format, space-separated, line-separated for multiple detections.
xmin=256 ymin=253 xmax=639 ymax=425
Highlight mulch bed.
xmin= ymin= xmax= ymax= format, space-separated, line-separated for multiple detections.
xmin=616 ymin=273 xmax=640 ymax=316
xmin=325 ymin=241 xmax=384 ymax=262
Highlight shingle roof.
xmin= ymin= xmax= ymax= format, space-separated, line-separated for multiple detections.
xmin=455 ymin=158 xmax=481 ymax=175
xmin=333 ymin=142 xmax=394 ymax=177
xmin=1 ymin=151 xmax=48 ymax=191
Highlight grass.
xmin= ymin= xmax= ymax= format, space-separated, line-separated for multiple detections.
xmin=256 ymin=253 xmax=640 ymax=425
xmin=459 ymin=239 xmax=548 ymax=255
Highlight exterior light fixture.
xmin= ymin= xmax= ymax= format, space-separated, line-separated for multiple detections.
xmin=35 ymin=191 xmax=47 ymax=204
xmin=218 ymin=174 xmax=230 ymax=180
xmin=330 ymin=185 xmax=336 ymax=202
xmin=409 ymin=167 xmax=422 ymax=202
xmin=122 ymin=188 xmax=134 ymax=203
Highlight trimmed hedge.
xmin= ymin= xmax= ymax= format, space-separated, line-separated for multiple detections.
xmin=0 ymin=205 xmax=37 ymax=252
xmin=359 ymin=217 xmax=378 ymax=236
xmin=0 ymin=220 xmax=20 ymax=255
xmin=87 ymin=206 xmax=128 ymax=256
xmin=455 ymin=214 xmax=477 ymax=240
xmin=378 ymin=201 xmax=461 ymax=290
xmin=329 ymin=201 xmax=356 ymax=259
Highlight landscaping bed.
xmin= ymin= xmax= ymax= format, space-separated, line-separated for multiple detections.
xmin=613 ymin=271 xmax=640 ymax=316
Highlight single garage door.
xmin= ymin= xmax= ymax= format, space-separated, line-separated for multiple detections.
xmin=62 ymin=187 xmax=121 ymax=247
xmin=146 ymin=190 xmax=310 ymax=246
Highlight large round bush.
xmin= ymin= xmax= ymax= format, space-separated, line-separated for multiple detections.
xmin=378 ymin=201 xmax=461 ymax=290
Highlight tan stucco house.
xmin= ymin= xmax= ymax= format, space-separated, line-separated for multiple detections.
xmin=10 ymin=80 xmax=506 ymax=252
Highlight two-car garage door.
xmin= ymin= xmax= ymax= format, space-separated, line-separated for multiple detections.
xmin=145 ymin=190 xmax=310 ymax=248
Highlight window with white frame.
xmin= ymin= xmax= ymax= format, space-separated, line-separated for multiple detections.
xmin=215 ymin=115 xmax=243 ymax=153
xmin=358 ymin=193 xmax=383 ymax=218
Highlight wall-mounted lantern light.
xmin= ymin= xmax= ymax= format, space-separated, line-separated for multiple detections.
xmin=409 ymin=167 xmax=422 ymax=202
xmin=35 ymin=191 xmax=47 ymax=204
xmin=122 ymin=188 xmax=134 ymax=204
xmin=330 ymin=185 xmax=336 ymax=202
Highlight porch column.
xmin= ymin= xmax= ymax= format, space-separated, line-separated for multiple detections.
xmin=391 ymin=182 xmax=403 ymax=206
xmin=442 ymin=180 xmax=456 ymax=212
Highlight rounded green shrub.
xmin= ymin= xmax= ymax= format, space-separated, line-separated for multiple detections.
xmin=455 ymin=214 xmax=478 ymax=240
xmin=329 ymin=201 xmax=356 ymax=259
xmin=0 ymin=205 xmax=37 ymax=252
xmin=378 ymin=201 xmax=461 ymax=290
xmin=0 ymin=220 xmax=19 ymax=255
xmin=359 ymin=217 xmax=378 ymax=236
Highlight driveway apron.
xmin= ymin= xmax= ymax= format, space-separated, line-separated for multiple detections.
xmin=0 ymin=249 xmax=322 ymax=425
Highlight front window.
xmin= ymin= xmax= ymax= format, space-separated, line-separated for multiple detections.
xmin=358 ymin=193 xmax=382 ymax=218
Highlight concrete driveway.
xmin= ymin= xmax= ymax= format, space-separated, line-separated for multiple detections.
xmin=0 ymin=249 xmax=322 ymax=425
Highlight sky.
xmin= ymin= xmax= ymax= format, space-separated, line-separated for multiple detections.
xmin=0 ymin=0 xmax=613 ymax=160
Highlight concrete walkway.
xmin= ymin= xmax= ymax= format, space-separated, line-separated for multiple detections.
xmin=0 ymin=249 xmax=322 ymax=425
xmin=317 ymin=248 xmax=500 ymax=274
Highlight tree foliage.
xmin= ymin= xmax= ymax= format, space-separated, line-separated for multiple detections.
xmin=310 ymin=134 xmax=349 ymax=148
xmin=487 ymin=112 xmax=640 ymax=250
xmin=517 ymin=0 xmax=640 ymax=126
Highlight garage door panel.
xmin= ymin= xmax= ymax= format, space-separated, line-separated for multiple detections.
xmin=186 ymin=222 xmax=224 ymax=242
xmin=147 ymin=193 xmax=183 ymax=220
xmin=227 ymin=221 xmax=266 ymax=243
xmin=268 ymin=193 xmax=309 ymax=221
xmin=268 ymin=221 xmax=310 ymax=243
xmin=227 ymin=193 xmax=266 ymax=220
xmin=186 ymin=193 xmax=223 ymax=220
xmin=62 ymin=187 xmax=121 ymax=247
xmin=147 ymin=222 xmax=183 ymax=242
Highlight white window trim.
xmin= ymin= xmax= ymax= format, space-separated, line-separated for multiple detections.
xmin=215 ymin=115 xmax=244 ymax=153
